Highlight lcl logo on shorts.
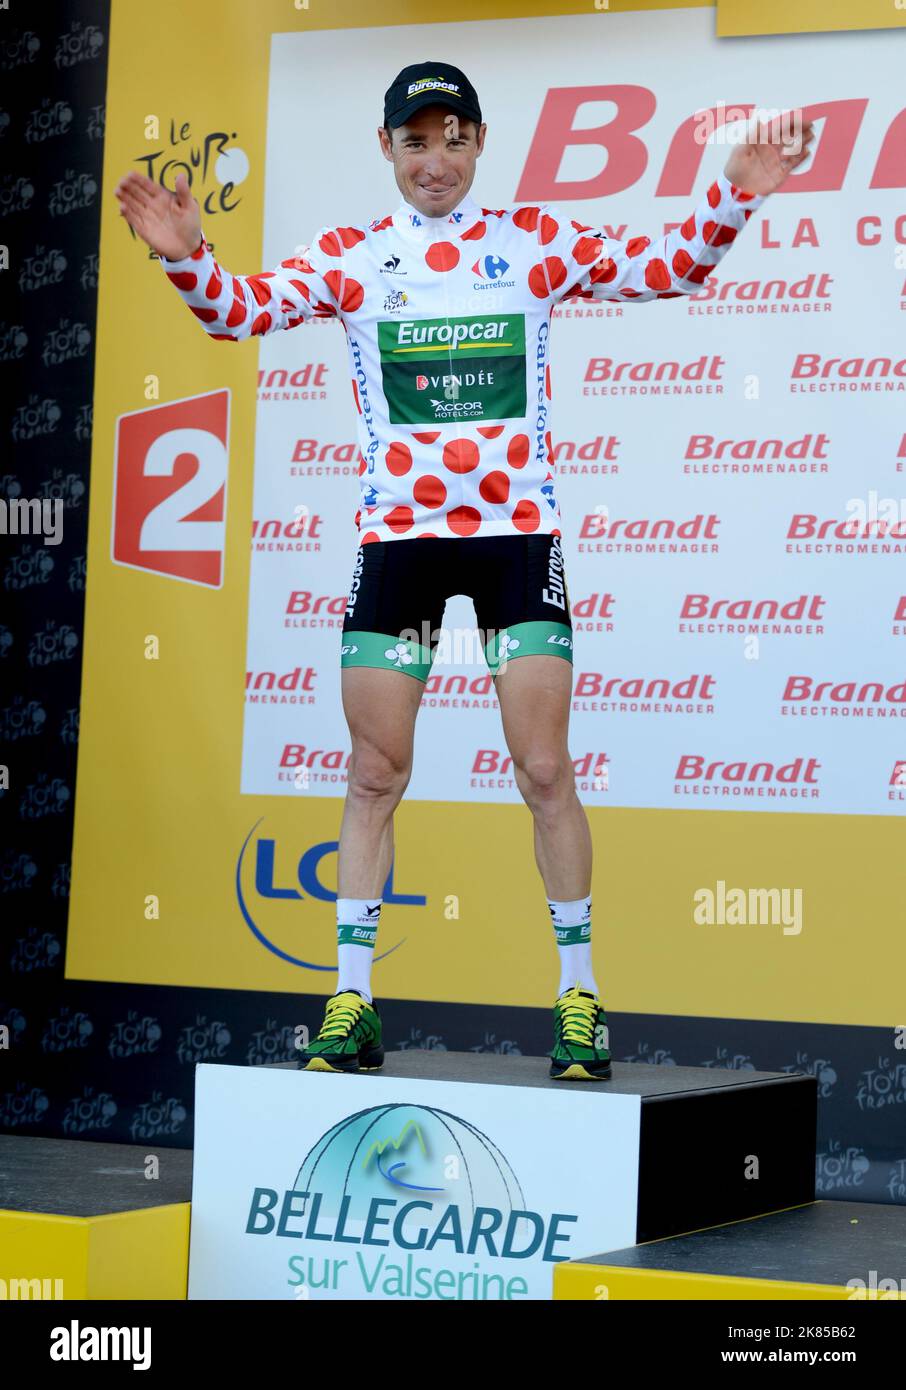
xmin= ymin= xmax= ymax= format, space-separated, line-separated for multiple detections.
xmin=542 ymin=536 xmax=567 ymax=610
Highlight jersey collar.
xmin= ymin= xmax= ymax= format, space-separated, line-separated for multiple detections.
xmin=392 ymin=190 xmax=482 ymax=240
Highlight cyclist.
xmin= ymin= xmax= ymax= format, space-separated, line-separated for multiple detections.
xmin=115 ymin=62 xmax=813 ymax=1080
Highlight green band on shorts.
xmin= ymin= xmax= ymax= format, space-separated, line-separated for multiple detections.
xmin=340 ymin=630 xmax=435 ymax=683
xmin=484 ymin=621 xmax=574 ymax=674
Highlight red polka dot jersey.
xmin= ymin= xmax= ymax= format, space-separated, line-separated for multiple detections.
xmin=159 ymin=171 xmax=765 ymax=544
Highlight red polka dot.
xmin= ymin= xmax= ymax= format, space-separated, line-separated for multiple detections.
xmin=680 ymin=214 xmax=697 ymax=241
xmin=528 ymin=257 xmax=566 ymax=298
xmin=644 ymin=258 xmax=671 ymax=291
xmin=479 ymin=471 xmax=510 ymax=503
xmin=702 ymin=221 xmax=736 ymax=248
xmin=385 ymin=506 xmax=414 ymax=534
xmin=360 ymin=531 xmax=380 ymax=544
xmin=420 ymin=532 xmax=438 ymax=538
xmin=226 ymin=296 xmax=247 ymax=328
xmin=318 ymin=228 xmax=364 ymax=256
xmin=507 ymin=434 xmax=530 ymax=468
xmin=386 ymin=442 xmax=412 ymax=476
xmin=250 ymin=311 xmax=272 ymax=335
xmin=539 ymin=214 xmax=559 ymax=245
xmin=461 ymin=221 xmax=486 ymax=241
xmin=205 ymin=268 xmax=222 ymax=299
xmin=446 ymin=506 xmax=482 ymax=536
xmin=590 ymin=258 xmax=617 ymax=285
xmin=167 ymin=270 xmax=197 ymax=291
xmin=442 ymin=439 xmax=480 ymax=473
xmin=513 ymin=207 xmax=540 ymax=232
xmin=626 ymin=236 xmax=651 ymax=258
xmin=324 ymin=271 xmax=364 ymax=312
xmin=425 ymin=242 xmax=459 ymax=272
xmin=512 ymin=500 xmax=541 ymax=533
xmin=413 ymin=475 xmax=447 ymax=508
xmin=477 ymin=425 xmax=505 ymax=439
xmin=412 ymin=431 xmax=440 ymax=444
xmin=707 ymin=181 xmax=722 ymax=208
xmin=572 ymin=236 xmax=604 ymax=265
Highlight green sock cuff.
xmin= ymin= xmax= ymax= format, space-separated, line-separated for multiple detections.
xmin=337 ymin=923 xmax=378 ymax=948
xmin=553 ymin=922 xmax=592 ymax=946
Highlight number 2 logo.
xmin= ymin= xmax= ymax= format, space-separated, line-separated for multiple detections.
xmin=112 ymin=389 xmax=230 ymax=586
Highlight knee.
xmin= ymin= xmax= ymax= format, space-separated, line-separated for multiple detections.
xmin=348 ymin=742 xmax=411 ymax=802
xmin=512 ymin=751 xmax=573 ymax=806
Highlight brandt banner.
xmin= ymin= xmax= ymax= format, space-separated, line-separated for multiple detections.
xmin=188 ymin=1064 xmax=641 ymax=1300
xmin=238 ymin=14 xmax=906 ymax=815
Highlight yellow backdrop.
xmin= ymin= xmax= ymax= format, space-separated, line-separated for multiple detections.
xmin=67 ymin=0 xmax=903 ymax=1026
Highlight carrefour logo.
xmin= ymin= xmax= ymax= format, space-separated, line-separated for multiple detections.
xmin=246 ymin=1103 xmax=580 ymax=1298
xmin=235 ymin=819 xmax=423 ymax=969
xmin=472 ymin=254 xmax=510 ymax=281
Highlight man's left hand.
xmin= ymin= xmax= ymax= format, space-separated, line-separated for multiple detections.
xmin=724 ymin=111 xmax=815 ymax=196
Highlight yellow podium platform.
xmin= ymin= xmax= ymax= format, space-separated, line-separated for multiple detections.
xmin=0 ymin=1135 xmax=190 ymax=1300
xmin=555 ymin=1201 xmax=906 ymax=1300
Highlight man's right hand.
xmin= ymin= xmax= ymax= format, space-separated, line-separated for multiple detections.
xmin=114 ymin=170 xmax=202 ymax=261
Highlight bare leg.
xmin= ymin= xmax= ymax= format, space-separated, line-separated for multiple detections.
xmin=337 ymin=666 xmax=424 ymax=897
xmin=494 ymin=655 xmax=591 ymax=898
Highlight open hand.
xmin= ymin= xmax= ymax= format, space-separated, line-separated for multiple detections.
xmin=724 ymin=112 xmax=816 ymax=196
xmin=113 ymin=170 xmax=202 ymax=261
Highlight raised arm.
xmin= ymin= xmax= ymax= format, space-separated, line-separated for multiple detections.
xmin=114 ymin=170 xmax=346 ymax=340
xmin=540 ymin=111 xmax=815 ymax=306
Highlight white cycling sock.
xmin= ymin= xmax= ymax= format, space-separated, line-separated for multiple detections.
xmin=547 ymin=895 xmax=598 ymax=997
xmin=336 ymin=897 xmax=381 ymax=1003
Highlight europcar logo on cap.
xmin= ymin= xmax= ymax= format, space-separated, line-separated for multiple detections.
xmin=407 ymin=78 xmax=461 ymax=99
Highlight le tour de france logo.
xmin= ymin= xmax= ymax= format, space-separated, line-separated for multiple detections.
xmin=235 ymin=818 xmax=422 ymax=970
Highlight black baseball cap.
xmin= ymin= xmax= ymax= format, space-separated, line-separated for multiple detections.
xmin=383 ymin=62 xmax=482 ymax=131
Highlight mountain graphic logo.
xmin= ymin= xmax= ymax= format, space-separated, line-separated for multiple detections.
xmin=292 ymin=1103 xmax=524 ymax=1220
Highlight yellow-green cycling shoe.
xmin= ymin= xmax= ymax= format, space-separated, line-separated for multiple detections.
xmin=299 ymin=989 xmax=384 ymax=1073
xmin=549 ymin=982 xmax=612 ymax=1080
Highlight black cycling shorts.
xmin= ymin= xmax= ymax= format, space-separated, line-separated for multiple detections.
xmin=340 ymin=533 xmax=573 ymax=681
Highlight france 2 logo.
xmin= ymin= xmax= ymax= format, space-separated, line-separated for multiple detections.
xmin=112 ymin=389 xmax=230 ymax=586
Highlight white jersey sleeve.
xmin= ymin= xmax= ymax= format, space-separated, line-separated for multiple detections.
xmin=537 ymin=170 xmax=767 ymax=306
xmin=157 ymin=225 xmax=368 ymax=339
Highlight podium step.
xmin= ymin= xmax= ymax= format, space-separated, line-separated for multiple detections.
xmin=286 ymin=1051 xmax=817 ymax=1244
xmin=555 ymin=1200 xmax=906 ymax=1300
xmin=0 ymin=1135 xmax=191 ymax=1299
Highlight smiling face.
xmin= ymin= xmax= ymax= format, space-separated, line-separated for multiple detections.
xmin=378 ymin=104 xmax=486 ymax=219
